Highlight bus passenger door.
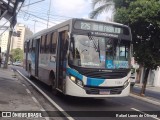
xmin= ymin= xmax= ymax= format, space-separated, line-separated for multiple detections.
xmin=26 ymin=42 xmax=29 ymax=71
xmin=35 ymin=38 xmax=40 ymax=77
xmin=56 ymin=27 xmax=68 ymax=91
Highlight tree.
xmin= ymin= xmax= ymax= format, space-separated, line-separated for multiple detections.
xmin=90 ymin=0 xmax=114 ymax=19
xmin=10 ymin=48 xmax=24 ymax=62
xmin=89 ymin=0 xmax=134 ymax=19
xmin=114 ymin=0 xmax=160 ymax=96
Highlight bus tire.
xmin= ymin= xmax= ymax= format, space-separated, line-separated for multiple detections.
xmin=28 ymin=71 xmax=33 ymax=79
xmin=50 ymin=72 xmax=57 ymax=95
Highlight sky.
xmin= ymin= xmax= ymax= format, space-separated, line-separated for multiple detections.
xmin=0 ymin=0 xmax=112 ymax=34
xmin=18 ymin=0 xmax=94 ymax=33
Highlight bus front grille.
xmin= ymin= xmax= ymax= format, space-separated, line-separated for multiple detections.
xmin=84 ymin=86 xmax=123 ymax=95
xmin=81 ymin=71 xmax=127 ymax=79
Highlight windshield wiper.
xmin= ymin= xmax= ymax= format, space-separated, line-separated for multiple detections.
xmin=88 ymin=32 xmax=101 ymax=62
xmin=88 ymin=32 xmax=99 ymax=51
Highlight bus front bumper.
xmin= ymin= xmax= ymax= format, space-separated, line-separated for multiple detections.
xmin=65 ymin=77 xmax=130 ymax=98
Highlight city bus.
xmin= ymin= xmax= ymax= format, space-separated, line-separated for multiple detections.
xmin=24 ymin=18 xmax=132 ymax=97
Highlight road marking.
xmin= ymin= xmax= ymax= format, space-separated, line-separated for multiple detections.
xmin=131 ymin=108 xmax=160 ymax=120
xmin=131 ymin=108 xmax=140 ymax=112
xmin=26 ymin=89 xmax=31 ymax=94
xmin=40 ymin=108 xmax=45 ymax=111
xmin=17 ymin=70 xmax=74 ymax=120
xmin=16 ymin=71 xmax=50 ymax=120
xmin=40 ymin=109 xmax=50 ymax=120
xmin=32 ymin=96 xmax=38 ymax=104
xmin=32 ymin=97 xmax=49 ymax=120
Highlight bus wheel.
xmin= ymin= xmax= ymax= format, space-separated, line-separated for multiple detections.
xmin=28 ymin=72 xmax=33 ymax=79
xmin=50 ymin=72 xmax=57 ymax=95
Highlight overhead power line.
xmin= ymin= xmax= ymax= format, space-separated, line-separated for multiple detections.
xmin=20 ymin=10 xmax=57 ymax=24
xmin=22 ymin=0 xmax=45 ymax=7
xmin=21 ymin=10 xmax=72 ymax=18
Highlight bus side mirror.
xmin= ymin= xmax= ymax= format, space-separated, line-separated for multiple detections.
xmin=69 ymin=42 xmax=73 ymax=51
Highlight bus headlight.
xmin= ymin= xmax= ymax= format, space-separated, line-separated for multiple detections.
xmin=70 ymin=76 xmax=76 ymax=82
xmin=123 ymin=80 xmax=129 ymax=89
xmin=69 ymin=75 xmax=83 ymax=87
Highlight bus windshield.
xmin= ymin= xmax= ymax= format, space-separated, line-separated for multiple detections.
xmin=69 ymin=34 xmax=130 ymax=69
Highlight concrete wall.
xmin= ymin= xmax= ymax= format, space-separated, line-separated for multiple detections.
xmin=147 ymin=70 xmax=155 ymax=86
xmin=140 ymin=67 xmax=160 ymax=87
xmin=153 ymin=67 xmax=160 ymax=87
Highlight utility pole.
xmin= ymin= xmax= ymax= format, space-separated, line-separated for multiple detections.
xmin=3 ymin=26 xmax=13 ymax=68
xmin=47 ymin=0 xmax=51 ymax=28
xmin=32 ymin=20 xmax=37 ymax=33
xmin=3 ymin=0 xmax=21 ymax=69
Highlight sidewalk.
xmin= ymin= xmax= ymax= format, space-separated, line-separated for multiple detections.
xmin=0 ymin=67 xmax=45 ymax=120
xmin=134 ymin=83 xmax=160 ymax=93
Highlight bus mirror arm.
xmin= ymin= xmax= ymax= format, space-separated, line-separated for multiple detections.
xmin=69 ymin=37 xmax=75 ymax=52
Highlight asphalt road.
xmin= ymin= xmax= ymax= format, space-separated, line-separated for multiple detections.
xmin=11 ymin=66 xmax=160 ymax=120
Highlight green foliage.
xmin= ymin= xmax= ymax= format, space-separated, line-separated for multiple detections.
xmin=10 ymin=48 xmax=24 ymax=62
xmin=114 ymin=0 xmax=160 ymax=69
xmin=114 ymin=0 xmax=135 ymax=8
xmin=90 ymin=0 xmax=135 ymax=19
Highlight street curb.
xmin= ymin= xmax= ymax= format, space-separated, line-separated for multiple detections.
xmin=134 ymin=85 xmax=160 ymax=93
xmin=130 ymin=93 xmax=160 ymax=106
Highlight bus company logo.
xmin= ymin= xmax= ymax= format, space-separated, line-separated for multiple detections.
xmin=2 ymin=112 xmax=12 ymax=117
xmin=115 ymin=81 xmax=122 ymax=85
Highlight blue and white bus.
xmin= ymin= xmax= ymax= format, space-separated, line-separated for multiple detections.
xmin=24 ymin=18 xmax=132 ymax=97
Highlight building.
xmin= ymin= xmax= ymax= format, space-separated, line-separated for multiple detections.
xmin=0 ymin=30 xmax=9 ymax=53
xmin=10 ymin=23 xmax=33 ymax=50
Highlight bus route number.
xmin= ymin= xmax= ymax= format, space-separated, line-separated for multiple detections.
xmin=81 ymin=22 xmax=91 ymax=30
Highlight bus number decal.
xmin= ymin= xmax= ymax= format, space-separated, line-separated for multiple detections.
xmin=81 ymin=22 xmax=91 ymax=30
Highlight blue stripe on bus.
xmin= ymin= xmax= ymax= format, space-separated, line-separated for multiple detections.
xmin=67 ymin=68 xmax=105 ymax=86
xmin=66 ymin=68 xmax=83 ymax=80
xmin=87 ymin=78 xmax=105 ymax=86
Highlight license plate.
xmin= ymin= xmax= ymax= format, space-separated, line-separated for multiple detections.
xmin=99 ymin=90 xmax=110 ymax=95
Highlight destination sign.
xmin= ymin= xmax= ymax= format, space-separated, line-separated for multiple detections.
xmin=74 ymin=20 xmax=129 ymax=35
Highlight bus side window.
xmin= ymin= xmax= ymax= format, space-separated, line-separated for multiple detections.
xmin=50 ymin=32 xmax=57 ymax=54
xmin=41 ymin=35 xmax=45 ymax=53
xmin=47 ymin=33 xmax=52 ymax=53
xmin=29 ymin=40 xmax=32 ymax=52
xmin=32 ymin=39 xmax=36 ymax=52
xmin=44 ymin=35 xmax=47 ymax=53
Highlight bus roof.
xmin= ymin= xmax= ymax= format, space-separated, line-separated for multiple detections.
xmin=25 ymin=18 xmax=129 ymax=41
xmin=80 ymin=18 xmax=127 ymax=27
